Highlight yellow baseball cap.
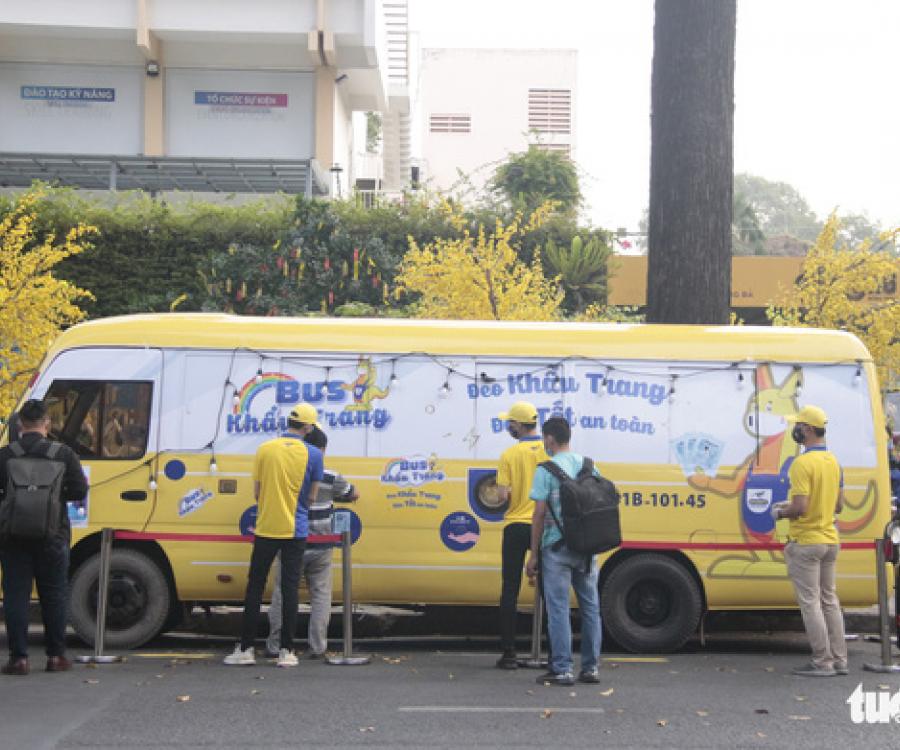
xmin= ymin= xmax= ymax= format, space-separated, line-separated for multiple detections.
xmin=785 ymin=405 xmax=828 ymax=429
xmin=498 ymin=401 xmax=539 ymax=424
xmin=289 ymin=403 xmax=321 ymax=428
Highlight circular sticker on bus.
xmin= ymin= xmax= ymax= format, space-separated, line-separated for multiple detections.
xmin=439 ymin=512 xmax=480 ymax=552
xmin=164 ymin=459 xmax=186 ymax=481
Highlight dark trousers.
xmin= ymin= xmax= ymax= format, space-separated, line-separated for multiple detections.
xmin=499 ymin=522 xmax=532 ymax=653
xmin=0 ymin=535 xmax=70 ymax=660
xmin=240 ymin=535 xmax=305 ymax=651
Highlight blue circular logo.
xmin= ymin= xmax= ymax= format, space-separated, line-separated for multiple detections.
xmin=439 ymin=512 xmax=480 ymax=552
xmin=164 ymin=459 xmax=186 ymax=481
xmin=239 ymin=506 xmax=257 ymax=536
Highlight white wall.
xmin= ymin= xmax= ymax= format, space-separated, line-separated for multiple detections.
xmin=418 ymin=48 xmax=577 ymax=196
xmin=165 ymin=69 xmax=315 ymax=159
xmin=0 ymin=62 xmax=143 ymax=154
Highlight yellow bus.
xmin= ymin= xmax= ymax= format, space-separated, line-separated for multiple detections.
xmin=2 ymin=314 xmax=891 ymax=652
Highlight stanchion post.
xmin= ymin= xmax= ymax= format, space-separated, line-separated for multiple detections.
xmin=864 ymin=538 xmax=900 ymax=673
xmin=517 ymin=584 xmax=548 ymax=669
xmin=76 ymin=528 xmax=122 ymax=665
xmin=326 ymin=530 xmax=370 ymax=666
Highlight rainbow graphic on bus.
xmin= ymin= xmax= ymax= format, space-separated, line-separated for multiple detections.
xmin=232 ymin=372 xmax=294 ymax=415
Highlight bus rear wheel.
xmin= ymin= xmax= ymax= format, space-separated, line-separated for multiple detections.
xmin=70 ymin=548 xmax=171 ymax=650
xmin=601 ymin=554 xmax=702 ymax=653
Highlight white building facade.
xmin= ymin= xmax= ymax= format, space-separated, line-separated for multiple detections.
xmin=416 ymin=48 xmax=577 ymax=197
xmin=0 ymin=0 xmax=409 ymax=196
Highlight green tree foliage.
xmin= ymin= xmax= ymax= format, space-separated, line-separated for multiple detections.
xmin=365 ymin=112 xmax=382 ymax=154
xmin=732 ymin=191 xmax=766 ymax=255
xmin=489 ymin=146 xmax=582 ymax=216
xmin=733 ymin=173 xmax=821 ymax=242
xmin=544 ymin=235 xmax=613 ymax=313
xmin=0 ymin=186 xmax=291 ymax=318
xmin=200 ymin=197 xmax=396 ymax=315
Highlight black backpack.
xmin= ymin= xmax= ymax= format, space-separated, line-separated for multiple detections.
xmin=540 ymin=457 xmax=622 ymax=556
xmin=0 ymin=441 xmax=66 ymax=542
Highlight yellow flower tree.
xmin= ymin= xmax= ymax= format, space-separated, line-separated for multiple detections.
xmin=397 ymin=202 xmax=563 ymax=320
xmin=767 ymin=214 xmax=900 ymax=389
xmin=0 ymin=188 xmax=95 ymax=417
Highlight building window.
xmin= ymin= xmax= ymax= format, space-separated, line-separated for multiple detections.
xmin=534 ymin=142 xmax=572 ymax=158
xmin=429 ymin=114 xmax=471 ymax=134
xmin=528 ymin=88 xmax=572 ymax=134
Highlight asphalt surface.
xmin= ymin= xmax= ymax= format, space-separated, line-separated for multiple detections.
xmin=2 ymin=625 xmax=900 ymax=749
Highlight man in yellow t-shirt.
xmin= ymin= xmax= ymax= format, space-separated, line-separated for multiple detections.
xmin=224 ymin=403 xmax=324 ymax=668
xmin=771 ymin=405 xmax=847 ymax=677
xmin=495 ymin=401 xmax=549 ymax=669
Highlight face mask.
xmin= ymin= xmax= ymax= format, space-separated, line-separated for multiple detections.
xmin=791 ymin=424 xmax=805 ymax=444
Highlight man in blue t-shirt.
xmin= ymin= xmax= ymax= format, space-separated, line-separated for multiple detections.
xmin=525 ymin=416 xmax=602 ymax=686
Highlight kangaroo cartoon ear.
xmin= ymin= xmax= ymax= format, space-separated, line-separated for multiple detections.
xmin=754 ymin=364 xmax=774 ymax=391
xmin=777 ymin=368 xmax=802 ymax=399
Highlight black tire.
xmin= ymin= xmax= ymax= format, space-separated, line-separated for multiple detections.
xmin=601 ymin=554 xmax=702 ymax=653
xmin=70 ymin=548 xmax=171 ymax=649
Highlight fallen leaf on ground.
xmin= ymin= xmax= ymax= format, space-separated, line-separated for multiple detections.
xmin=250 ymin=689 xmax=261 ymax=695
xmin=448 ymin=673 xmax=454 ymax=680
xmin=599 ymin=688 xmax=614 ymax=697
xmin=614 ymin=709 xmax=624 ymax=714
xmin=754 ymin=709 xmax=769 ymax=715
xmin=255 ymin=675 xmax=265 ymax=680
xmin=787 ymin=715 xmax=810 ymax=721
xmin=526 ymin=690 xmax=534 ymax=695
xmin=878 ymin=684 xmax=891 ymax=690
xmin=763 ymin=667 xmax=775 ymax=673
xmin=358 ymin=726 xmax=375 ymax=733
xmin=569 ymin=691 xmax=577 ymax=697
xmin=540 ymin=709 xmax=553 ymax=719
xmin=176 ymin=695 xmax=190 ymax=703
xmin=757 ymin=732 xmax=767 ymax=738
xmin=695 ymin=710 xmax=709 ymax=717
xmin=83 ymin=679 xmax=99 ymax=685
xmin=657 ymin=719 xmax=668 ymax=727
xmin=794 ymin=695 xmax=807 ymax=702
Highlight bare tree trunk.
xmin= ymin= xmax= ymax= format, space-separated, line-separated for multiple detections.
xmin=647 ymin=0 xmax=736 ymax=324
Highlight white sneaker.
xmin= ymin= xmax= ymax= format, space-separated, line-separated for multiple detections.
xmin=223 ymin=645 xmax=256 ymax=666
xmin=276 ymin=649 xmax=298 ymax=668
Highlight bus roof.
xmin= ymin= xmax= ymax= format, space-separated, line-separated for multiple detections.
xmin=47 ymin=313 xmax=871 ymax=364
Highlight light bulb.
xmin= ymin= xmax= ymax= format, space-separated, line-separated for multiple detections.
xmin=149 ymin=478 xmax=158 ymax=491
xmin=795 ymin=384 xmax=803 ymax=398
xmin=854 ymin=368 xmax=862 ymax=387
xmin=255 ymin=370 xmax=263 ymax=384
xmin=737 ymin=372 xmax=745 ymax=390
xmin=209 ymin=459 xmax=218 ymax=474
xmin=390 ymin=373 xmax=399 ymax=390
xmin=438 ymin=382 xmax=451 ymax=399
xmin=596 ymin=377 xmax=605 ymax=397
xmin=668 ymin=388 xmax=676 ymax=404
xmin=232 ymin=394 xmax=241 ymax=407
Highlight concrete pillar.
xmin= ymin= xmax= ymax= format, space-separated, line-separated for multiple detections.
xmin=137 ymin=0 xmax=164 ymax=156
xmin=315 ymin=66 xmax=336 ymax=191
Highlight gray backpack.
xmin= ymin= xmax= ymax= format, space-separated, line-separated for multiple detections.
xmin=0 ymin=441 xmax=66 ymax=542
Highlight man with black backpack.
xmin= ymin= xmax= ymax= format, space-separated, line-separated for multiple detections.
xmin=0 ymin=399 xmax=88 ymax=676
xmin=525 ymin=417 xmax=609 ymax=686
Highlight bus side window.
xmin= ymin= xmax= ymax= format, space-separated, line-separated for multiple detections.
xmin=44 ymin=380 xmax=152 ymax=460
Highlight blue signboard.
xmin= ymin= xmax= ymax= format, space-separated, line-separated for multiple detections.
xmin=20 ymin=86 xmax=116 ymax=102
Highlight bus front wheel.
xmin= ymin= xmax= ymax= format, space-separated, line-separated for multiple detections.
xmin=70 ymin=548 xmax=171 ymax=650
xmin=600 ymin=554 xmax=702 ymax=653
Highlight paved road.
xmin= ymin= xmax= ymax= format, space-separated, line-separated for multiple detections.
xmin=2 ymin=628 xmax=899 ymax=749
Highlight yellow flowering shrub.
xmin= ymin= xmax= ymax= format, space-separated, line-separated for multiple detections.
xmin=397 ymin=201 xmax=563 ymax=321
xmin=767 ymin=214 xmax=900 ymax=389
xmin=0 ymin=188 xmax=95 ymax=417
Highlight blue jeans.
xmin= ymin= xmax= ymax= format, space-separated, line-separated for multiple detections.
xmin=541 ymin=544 xmax=601 ymax=674
xmin=0 ymin=535 xmax=70 ymax=660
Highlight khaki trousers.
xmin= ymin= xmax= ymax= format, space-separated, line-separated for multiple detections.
xmin=784 ymin=542 xmax=848 ymax=669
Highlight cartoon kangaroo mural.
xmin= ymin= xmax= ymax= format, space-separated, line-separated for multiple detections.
xmin=341 ymin=357 xmax=390 ymax=411
xmin=689 ymin=364 xmax=877 ymax=579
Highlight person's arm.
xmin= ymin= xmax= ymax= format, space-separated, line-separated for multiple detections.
xmin=525 ymin=467 xmax=549 ymax=580
xmin=775 ymin=493 xmax=809 ymax=520
xmin=525 ymin=501 xmax=546 ymax=581
xmin=61 ymin=448 xmax=88 ymax=504
xmin=496 ymin=453 xmax=512 ymax=505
